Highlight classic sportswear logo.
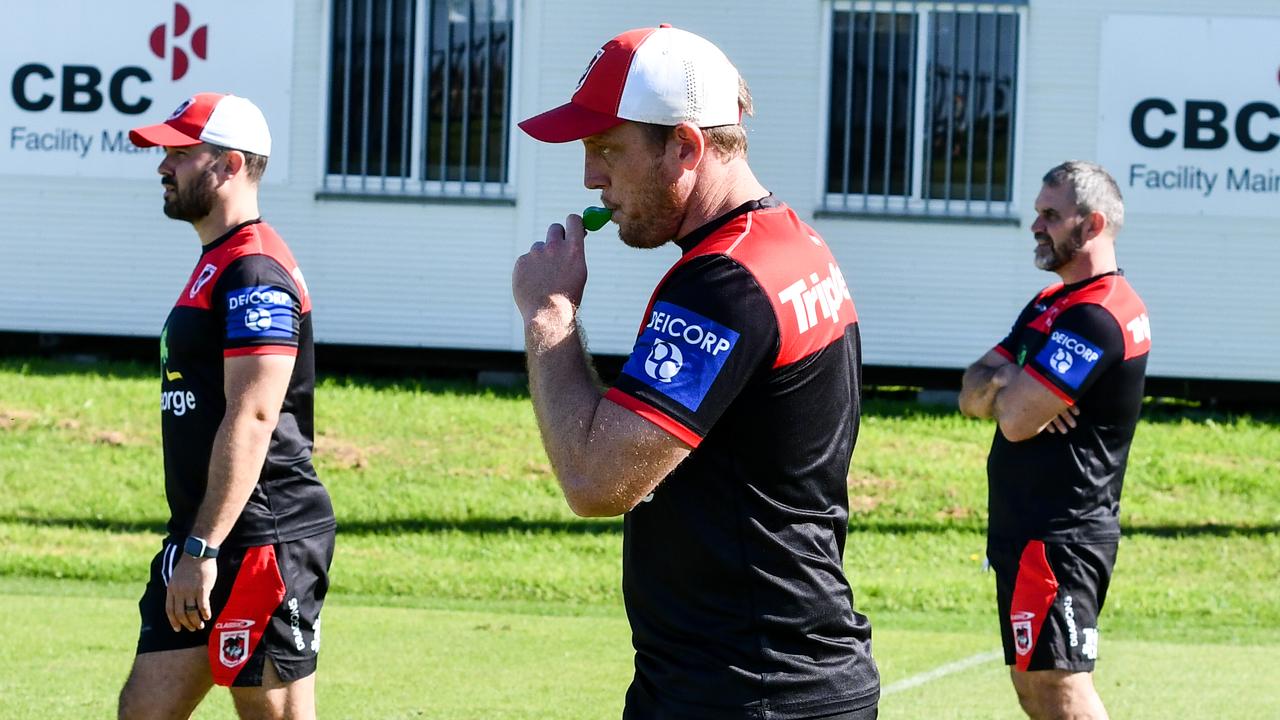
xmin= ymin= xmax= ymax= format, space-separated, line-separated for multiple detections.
xmin=1035 ymin=329 xmax=1103 ymax=389
xmin=777 ymin=262 xmax=852 ymax=334
xmin=620 ymin=301 xmax=740 ymax=412
xmin=149 ymin=3 xmax=209 ymax=81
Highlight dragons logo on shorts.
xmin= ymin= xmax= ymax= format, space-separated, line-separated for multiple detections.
xmin=1012 ymin=618 xmax=1034 ymax=656
xmin=219 ymin=629 xmax=250 ymax=667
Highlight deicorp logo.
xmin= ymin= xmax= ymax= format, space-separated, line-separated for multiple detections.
xmin=1035 ymin=329 xmax=1103 ymax=390
xmin=149 ymin=3 xmax=209 ymax=81
xmin=620 ymin=301 xmax=740 ymax=412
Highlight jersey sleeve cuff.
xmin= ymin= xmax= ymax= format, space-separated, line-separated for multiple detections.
xmin=224 ymin=345 xmax=299 ymax=358
xmin=1024 ymin=366 xmax=1076 ymax=406
xmin=604 ymin=388 xmax=703 ymax=449
xmin=993 ymin=345 xmax=1015 ymax=362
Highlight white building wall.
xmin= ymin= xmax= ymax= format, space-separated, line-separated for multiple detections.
xmin=0 ymin=0 xmax=1276 ymax=382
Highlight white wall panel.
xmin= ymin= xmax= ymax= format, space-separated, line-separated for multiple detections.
xmin=1 ymin=0 xmax=1276 ymax=382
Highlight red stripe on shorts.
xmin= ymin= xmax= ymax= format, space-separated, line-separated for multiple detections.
xmin=1010 ymin=540 xmax=1059 ymax=672
xmin=208 ymin=545 xmax=286 ymax=686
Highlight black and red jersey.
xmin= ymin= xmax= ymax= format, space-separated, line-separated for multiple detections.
xmin=988 ymin=271 xmax=1151 ymax=542
xmin=160 ymin=219 xmax=335 ymax=547
xmin=605 ymin=197 xmax=879 ymax=718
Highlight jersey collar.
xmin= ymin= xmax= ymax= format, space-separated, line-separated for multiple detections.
xmin=201 ymin=218 xmax=263 ymax=256
xmin=675 ymin=195 xmax=779 ymax=255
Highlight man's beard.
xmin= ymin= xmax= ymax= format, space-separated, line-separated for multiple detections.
xmin=616 ymin=158 xmax=683 ymax=250
xmin=1034 ymin=223 xmax=1086 ymax=271
xmin=163 ymin=165 xmax=219 ymax=222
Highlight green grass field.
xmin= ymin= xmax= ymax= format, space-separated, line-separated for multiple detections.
xmin=1 ymin=357 xmax=1278 ymax=718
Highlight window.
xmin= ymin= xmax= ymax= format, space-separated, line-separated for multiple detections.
xmin=824 ymin=1 xmax=1024 ymax=218
xmin=326 ymin=0 xmax=515 ymax=198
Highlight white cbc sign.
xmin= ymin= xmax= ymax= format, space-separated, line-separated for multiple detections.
xmin=1098 ymin=15 xmax=1280 ymax=217
xmin=0 ymin=1 xmax=293 ymax=180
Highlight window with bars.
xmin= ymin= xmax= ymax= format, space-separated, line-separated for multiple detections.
xmin=825 ymin=1 xmax=1024 ymax=218
xmin=326 ymin=0 xmax=515 ymax=198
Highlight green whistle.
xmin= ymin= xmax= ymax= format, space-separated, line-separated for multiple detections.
xmin=582 ymin=206 xmax=613 ymax=232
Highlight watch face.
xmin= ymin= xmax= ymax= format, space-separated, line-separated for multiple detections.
xmin=185 ymin=536 xmax=207 ymax=557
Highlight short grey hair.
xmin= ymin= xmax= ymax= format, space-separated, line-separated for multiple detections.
xmin=1042 ymin=161 xmax=1124 ymax=235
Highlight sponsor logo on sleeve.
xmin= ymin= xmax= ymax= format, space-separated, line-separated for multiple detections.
xmin=225 ymin=285 xmax=294 ymax=340
xmin=1034 ymin=329 xmax=1103 ymax=389
xmin=619 ymin=301 xmax=740 ymax=412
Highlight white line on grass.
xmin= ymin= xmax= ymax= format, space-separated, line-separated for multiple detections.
xmin=882 ymin=650 xmax=1004 ymax=696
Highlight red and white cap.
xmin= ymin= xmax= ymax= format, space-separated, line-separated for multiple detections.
xmin=519 ymin=25 xmax=742 ymax=143
xmin=129 ymin=92 xmax=272 ymax=157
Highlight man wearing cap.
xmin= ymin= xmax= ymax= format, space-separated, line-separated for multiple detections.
xmin=513 ymin=26 xmax=879 ymax=719
xmin=117 ymin=93 xmax=335 ymax=720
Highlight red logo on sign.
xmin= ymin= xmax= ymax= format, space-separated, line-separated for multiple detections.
xmin=149 ymin=3 xmax=208 ymax=81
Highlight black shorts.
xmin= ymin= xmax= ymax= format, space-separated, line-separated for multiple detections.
xmin=135 ymin=530 xmax=335 ymax=687
xmin=988 ymin=538 xmax=1117 ymax=673
xmin=622 ymin=675 xmax=878 ymax=720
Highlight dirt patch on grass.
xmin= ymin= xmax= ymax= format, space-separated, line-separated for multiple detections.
xmin=0 ymin=408 xmax=40 ymax=429
xmin=92 ymin=431 xmax=130 ymax=446
xmin=934 ymin=505 xmax=974 ymax=520
xmin=314 ymin=434 xmax=378 ymax=470
xmin=849 ymin=494 xmax=882 ymax=513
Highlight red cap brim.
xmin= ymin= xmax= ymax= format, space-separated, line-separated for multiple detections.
xmin=518 ymin=102 xmax=627 ymax=143
xmin=128 ymin=123 xmax=203 ymax=148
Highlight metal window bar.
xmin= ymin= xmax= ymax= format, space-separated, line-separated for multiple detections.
xmin=985 ymin=8 xmax=997 ymax=212
xmin=380 ymin=0 xmax=392 ymax=191
xmin=360 ymin=0 xmax=372 ymax=190
xmin=401 ymin=0 xmax=413 ymax=192
xmin=921 ymin=8 xmax=938 ymax=209
xmin=340 ymin=0 xmax=353 ymax=190
xmin=902 ymin=0 xmax=917 ymax=209
xmin=964 ymin=8 xmax=978 ymax=210
xmin=827 ymin=1 xmax=1022 ymax=218
xmin=476 ymin=0 xmax=483 ymax=184
xmin=860 ymin=11 xmax=876 ymax=210
xmin=438 ymin=10 xmax=451 ymax=185
xmin=840 ymin=8 xmax=856 ymax=208
xmin=1004 ymin=11 xmax=1019 ymax=205
xmin=424 ymin=0 xmax=440 ymax=193
xmin=881 ymin=5 xmax=897 ymax=211
xmin=494 ymin=0 xmax=512 ymax=186
xmin=942 ymin=8 xmax=957 ymax=213
xmin=460 ymin=0 xmax=474 ymax=193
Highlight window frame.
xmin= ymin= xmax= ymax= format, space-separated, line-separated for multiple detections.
xmin=317 ymin=0 xmax=522 ymax=202
xmin=817 ymin=0 xmax=1028 ymax=222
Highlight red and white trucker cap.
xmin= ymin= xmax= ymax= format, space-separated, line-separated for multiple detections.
xmin=519 ymin=25 xmax=741 ymax=143
xmin=129 ymin=93 xmax=272 ymax=157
